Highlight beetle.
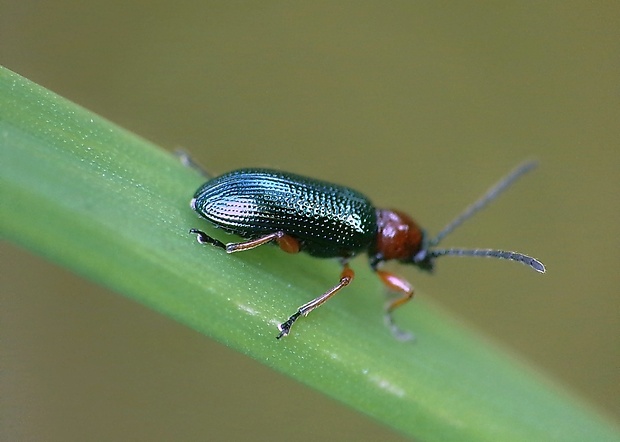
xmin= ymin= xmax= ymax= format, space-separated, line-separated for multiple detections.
xmin=188 ymin=160 xmax=545 ymax=339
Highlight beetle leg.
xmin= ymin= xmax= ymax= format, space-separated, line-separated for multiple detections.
xmin=225 ymin=232 xmax=300 ymax=254
xmin=175 ymin=149 xmax=212 ymax=178
xmin=376 ymin=270 xmax=415 ymax=341
xmin=274 ymin=233 xmax=301 ymax=254
xmin=190 ymin=229 xmax=300 ymax=254
xmin=190 ymin=229 xmax=226 ymax=250
xmin=277 ymin=263 xmax=355 ymax=339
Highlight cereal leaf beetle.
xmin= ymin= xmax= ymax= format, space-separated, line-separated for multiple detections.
xmin=185 ymin=155 xmax=545 ymax=340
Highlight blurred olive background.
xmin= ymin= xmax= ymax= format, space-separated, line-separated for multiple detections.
xmin=1 ymin=1 xmax=618 ymax=441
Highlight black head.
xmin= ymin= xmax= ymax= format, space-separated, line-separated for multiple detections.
xmin=411 ymin=248 xmax=436 ymax=273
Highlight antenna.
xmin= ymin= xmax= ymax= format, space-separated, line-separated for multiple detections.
xmin=426 ymin=248 xmax=545 ymax=273
xmin=423 ymin=161 xmax=545 ymax=273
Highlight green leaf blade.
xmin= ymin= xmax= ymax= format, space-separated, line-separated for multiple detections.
xmin=2 ymin=66 xmax=618 ymax=441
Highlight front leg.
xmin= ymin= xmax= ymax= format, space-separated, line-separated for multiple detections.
xmin=375 ymin=269 xmax=415 ymax=341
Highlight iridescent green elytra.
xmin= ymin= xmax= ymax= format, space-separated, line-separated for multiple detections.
xmin=191 ymin=169 xmax=377 ymax=258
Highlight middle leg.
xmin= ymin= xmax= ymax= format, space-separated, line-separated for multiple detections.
xmin=277 ymin=263 xmax=354 ymax=339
